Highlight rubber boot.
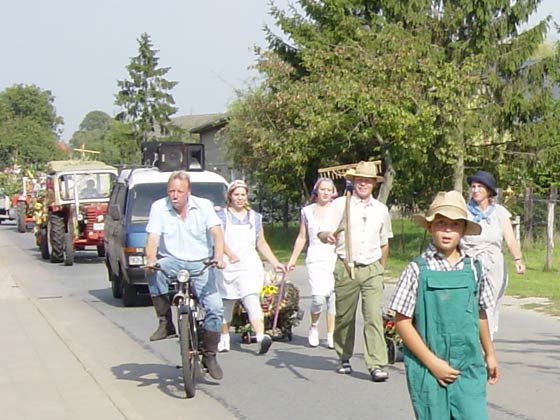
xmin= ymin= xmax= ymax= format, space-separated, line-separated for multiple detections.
xmin=202 ymin=331 xmax=223 ymax=380
xmin=150 ymin=295 xmax=176 ymax=341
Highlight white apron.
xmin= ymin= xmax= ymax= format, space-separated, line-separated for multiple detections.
xmin=302 ymin=204 xmax=336 ymax=296
xmin=216 ymin=210 xmax=264 ymax=299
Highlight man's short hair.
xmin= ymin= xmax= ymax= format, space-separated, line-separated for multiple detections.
xmin=167 ymin=170 xmax=191 ymax=189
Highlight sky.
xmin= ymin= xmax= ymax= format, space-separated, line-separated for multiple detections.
xmin=1 ymin=0 xmax=558 ymax=142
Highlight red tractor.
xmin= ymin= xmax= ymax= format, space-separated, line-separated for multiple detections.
xmin=13 ymin=175 xmax=46 ymax=233
xmin=37 ymin=160 xmax=117 ymax=265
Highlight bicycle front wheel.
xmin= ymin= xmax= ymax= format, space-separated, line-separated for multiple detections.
xmin=178 ymin=311 xmax=198 ymax=398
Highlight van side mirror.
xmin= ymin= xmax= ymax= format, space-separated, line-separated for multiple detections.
xmin=108 ymin=204 xmax=121 ymax=221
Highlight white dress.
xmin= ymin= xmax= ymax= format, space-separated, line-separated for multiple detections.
xmin=302 ymin=204 xmax=337 ymax=296
xmin=215 ymin=209 xmax=264 ymax=299
xmin=462 ymin=203 xmax=511 ymax=336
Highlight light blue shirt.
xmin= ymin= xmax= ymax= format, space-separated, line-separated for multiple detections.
xmin=146 ymin=195 xmax=221 ymax=260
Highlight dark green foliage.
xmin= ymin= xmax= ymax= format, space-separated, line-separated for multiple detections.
xmin=68 ymin=111 xmax=138 ymax=165
xmin=115 ymin=33 xmax=179 ymax=146
xmin=0 ymin=84 xmax=66 ymax=169
xmin=226 ymin=0 xmax=557 ymax=213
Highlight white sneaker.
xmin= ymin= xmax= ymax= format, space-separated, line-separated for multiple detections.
xmin=257 ymin=334 xmax=272 ymax=355
xmin=308 ymin=326 xmax=319 ymax=347
xmin=218 ymin=334 xmax=230 ymax=352
xmin=327 ymin=332 xmax=334 ymax=349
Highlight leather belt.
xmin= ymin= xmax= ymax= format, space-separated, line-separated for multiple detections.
xmin=338 ymin=257 xmax=371 ymax=268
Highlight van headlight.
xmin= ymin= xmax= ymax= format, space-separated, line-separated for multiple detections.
xmin=128 ymin=255 xmax=145 ymax=266
xmin=177 ymin=270 xmax=190 ymax=283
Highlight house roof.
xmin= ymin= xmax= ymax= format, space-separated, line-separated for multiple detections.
xmin=189 ymin=115 xmax=228 ymax=134
xmin=172 ymin=113 xmax=225 ymax=131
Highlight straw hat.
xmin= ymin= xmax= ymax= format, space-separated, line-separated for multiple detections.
xmin=412 ymin=191 xmax=481 ymax=235
xmin=345 ymin=161 xmax=384 ymax=183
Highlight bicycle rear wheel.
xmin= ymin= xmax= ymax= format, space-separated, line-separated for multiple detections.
xmin=178 ymin=311 xmax=198 ymax=398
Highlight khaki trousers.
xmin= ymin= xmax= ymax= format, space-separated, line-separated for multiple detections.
xmin=333 ymin=258 xmax=387 ymax=370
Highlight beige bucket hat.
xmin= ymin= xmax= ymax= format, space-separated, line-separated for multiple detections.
xmin=412 ymin=190 xmax=481 ymax=235
xmin=344 ymin=161 xmax=384 ymax=182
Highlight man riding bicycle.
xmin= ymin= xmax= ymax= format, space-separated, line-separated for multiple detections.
xmin=144 ymin=170 xmax=226 ymax=380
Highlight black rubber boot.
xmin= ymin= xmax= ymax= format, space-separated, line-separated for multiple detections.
xmin=202 ymin=331 xmax=223 ymax=380
xmin=150 ymin=295 xmax=176 ymax=341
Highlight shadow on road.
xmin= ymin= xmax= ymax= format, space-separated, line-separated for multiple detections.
xmin=112 ymin=362 xmax=221 ymax=399
xmin=89 ymin=287 xmax=152 ymax=307
xmin=112 ymin=362 xmax=186 ymax=399
xmin=264 ymin=348 xmax=376 ymax=381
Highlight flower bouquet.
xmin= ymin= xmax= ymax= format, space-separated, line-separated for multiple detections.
xmin=383 ymin=309 xmax=403 ymax=364
xmin=231 ymin=271 xmax=303 ymax=342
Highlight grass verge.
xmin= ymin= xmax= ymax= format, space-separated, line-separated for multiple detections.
xmin=266 ymin=219 xmax=560 ymax=316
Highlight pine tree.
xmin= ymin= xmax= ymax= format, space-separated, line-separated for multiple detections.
xmin=115 ymin=33 xmax=178 ymax=145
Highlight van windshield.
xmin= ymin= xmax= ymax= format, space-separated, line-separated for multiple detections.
xmin=128 ymin=182 xmax=227 ymax=224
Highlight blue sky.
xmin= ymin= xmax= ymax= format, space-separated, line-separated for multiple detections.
xmin=0 ymin=0 xmax=557 ymax=141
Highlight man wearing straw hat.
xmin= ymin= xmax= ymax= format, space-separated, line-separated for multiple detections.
xmin=318 ymin=161 xmax=393 ymax=382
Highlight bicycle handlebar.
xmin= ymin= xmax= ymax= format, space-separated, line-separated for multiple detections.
xmin=148 ymin=258 xmax=217 ymax=280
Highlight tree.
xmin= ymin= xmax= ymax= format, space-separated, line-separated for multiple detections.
xmin=0 ymin=84 xmax=66 ymax=169
xmin=225 ymin=0 xmax=556 ymax=210
xmin=115 ymin=32 xmax=179 ymax=145
xmin=69 ymin=111 xmax=138 ymax=165
xmin=226 ymin=2 xmax=470 ymax=207
xmin=77 ymin=110 xmax=113 ymax=132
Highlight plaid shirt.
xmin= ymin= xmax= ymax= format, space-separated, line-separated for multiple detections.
xmin=389 ymin=243 xmax=495 ymax=318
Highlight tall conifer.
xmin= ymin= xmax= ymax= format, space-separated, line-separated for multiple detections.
xmin=115 ymin=33 xmax=178 ymax=145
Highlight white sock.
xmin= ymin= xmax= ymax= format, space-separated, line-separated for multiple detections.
xmin=256 ymin=333 xmax=265 ymax=343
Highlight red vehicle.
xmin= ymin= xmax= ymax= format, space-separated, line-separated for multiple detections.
xmin=13 ymin=176 xmax=45 ymax=233
xmin=37 ymin=160 xmax=117 ymax=265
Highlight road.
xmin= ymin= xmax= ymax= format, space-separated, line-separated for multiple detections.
xmin=1 ymin=221 xmax=559 ymax=419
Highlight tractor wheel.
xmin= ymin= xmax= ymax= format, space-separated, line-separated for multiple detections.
xmin=48 ymin=213 xmax=64 ymax=263
xmin=63 ymin=233 xmax=74 ymax=266
xmin=39 ymin=226 xmax=50 ymax=260
xmin=17 ymin=202 xmax=26 ymax=233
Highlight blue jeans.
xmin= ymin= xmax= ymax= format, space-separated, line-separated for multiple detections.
xmin=145 ymin=256 xmax=224 ymax=332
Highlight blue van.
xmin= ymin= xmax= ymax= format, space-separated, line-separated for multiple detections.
xmin=103 ymin=167 xmax=228 ymax=306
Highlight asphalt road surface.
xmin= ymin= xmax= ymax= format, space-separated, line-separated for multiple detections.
xmin=1 ymin=221 xmax=559 ymax=420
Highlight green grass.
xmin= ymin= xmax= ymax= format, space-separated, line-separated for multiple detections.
xmin=265 ymin=219 xmax=560 ymax=315
xmin=505 ymin=246 xmax=560 ymax=316
xmin=263 ymin=223 xmax=301 ymax=263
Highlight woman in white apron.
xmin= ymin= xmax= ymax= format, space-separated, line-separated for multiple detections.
xmin=215 ymin=180 xmax=286 ymax=355
xmin=462 ymin=171 xmax=525 ymax=340
xmin=287 ymin=178 xmax=337 ymax=348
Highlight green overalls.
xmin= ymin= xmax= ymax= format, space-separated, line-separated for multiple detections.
xmin=404 ymin=257 xmax=488 ymax=420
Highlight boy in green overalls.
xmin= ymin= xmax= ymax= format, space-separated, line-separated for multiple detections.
xmin=389 ymin=191 xmax=499 ymax=420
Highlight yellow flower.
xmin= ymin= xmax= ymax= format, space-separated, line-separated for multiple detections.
xmin=260 ymin=284 xmax=278 ymax=297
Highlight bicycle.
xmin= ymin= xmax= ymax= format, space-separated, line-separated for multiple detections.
xmin=151 ymin=258 xmax=216 ymax=398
